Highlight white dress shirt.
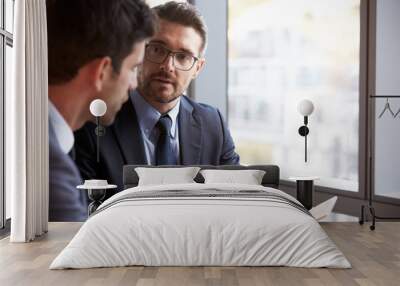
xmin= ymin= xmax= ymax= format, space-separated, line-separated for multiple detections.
xmin=48 ymin=100 xmax=74 ymax=154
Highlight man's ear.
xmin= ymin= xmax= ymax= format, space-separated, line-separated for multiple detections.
xmin=191 ymin=58 xmax=205 ymax=79
xmin=91 ymin=57 xmax=113 ymax=92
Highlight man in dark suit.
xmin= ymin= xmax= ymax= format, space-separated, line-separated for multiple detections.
xmin=49 ymin=118 xmax=88 ymax=221
xmin=47 ymin=0 xmax=155 ymax=221
xmin=74 ymin=2 xmax=240 ymax=196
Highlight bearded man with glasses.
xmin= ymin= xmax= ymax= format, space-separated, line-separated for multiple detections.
xmin=74 ymin=1 xmax=240 ymax=198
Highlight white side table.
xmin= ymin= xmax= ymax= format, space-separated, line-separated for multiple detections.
xmin=288 ymin=176 xmax=319 ymax=210
xmin=77 ymin=180 xmax=117 ymax=215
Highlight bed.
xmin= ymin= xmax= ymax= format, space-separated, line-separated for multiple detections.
xmin=50 ymin=165 xmax=350 ymax=269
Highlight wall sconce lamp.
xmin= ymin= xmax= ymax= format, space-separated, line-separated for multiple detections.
xmin=89 ymin=99 xmax=107 ymax=163
xmin=297 ymin=99 xmax=314 ymax=162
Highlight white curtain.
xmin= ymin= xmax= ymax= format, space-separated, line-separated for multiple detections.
xmin=8 ymin=0 xmax=48 ymax=242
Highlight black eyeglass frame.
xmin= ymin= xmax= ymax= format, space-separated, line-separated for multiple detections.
xmin=144 ymin=43 xmax=200 ymax=71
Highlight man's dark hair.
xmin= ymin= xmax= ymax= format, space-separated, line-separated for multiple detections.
xmin=47 ymin=0 xmax=156 ymax=84
xmin=153 ymin=1 xmax=207 ymax=56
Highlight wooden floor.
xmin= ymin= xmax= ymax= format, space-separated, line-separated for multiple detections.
xmin=0 ymin=222 xmax=399 ymax=286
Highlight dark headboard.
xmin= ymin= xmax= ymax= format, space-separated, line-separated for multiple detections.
xmin=123 ymin=165 xmax=280 ymax=189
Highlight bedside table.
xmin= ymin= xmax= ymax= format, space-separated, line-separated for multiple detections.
xmin=77 ymin=180 xmax=117 ymax=215
xmin=288 ymin=176 xmax=319 ymax=210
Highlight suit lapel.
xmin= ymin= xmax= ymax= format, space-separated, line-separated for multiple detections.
xmin=179 ymin=96 xmax=202 ymax=164
xmin=112 ymin=99 xmax=147 ymax=164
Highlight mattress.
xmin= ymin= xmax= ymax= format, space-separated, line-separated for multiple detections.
xmin=50 ymin=183 xmax=351 ymax=269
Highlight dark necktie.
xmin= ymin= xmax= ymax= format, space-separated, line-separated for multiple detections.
xmin=155 ymin=115 xmax=177 ymax=165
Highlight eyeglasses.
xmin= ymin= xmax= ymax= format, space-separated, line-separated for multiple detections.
xmin=145 ymin=43 xmax=199 ymax=71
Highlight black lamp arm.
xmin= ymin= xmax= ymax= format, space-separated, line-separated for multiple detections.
xmin=94 ymin=117 xmax=106 ymax=163
xmin=298 ymin=115 xmax=310 ymax=162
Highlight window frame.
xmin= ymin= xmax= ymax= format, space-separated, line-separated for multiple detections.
xmin=1 ymin=0 xmax=14 ymax=230
xmin=368 ymin=0 xmax=400 ymax=207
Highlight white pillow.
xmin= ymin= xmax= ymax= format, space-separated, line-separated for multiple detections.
xmin=135 ymin=167 xmax=201 ymax=186
xmin=200 ymin=169 xmax=266 ymax=185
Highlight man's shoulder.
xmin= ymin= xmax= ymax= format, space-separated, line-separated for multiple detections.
xmin=182 ymin=95 xmax=221 ymax=118
xmin=49 ymin=124 xmax=81 ymax=180
xmin=74 ymin=120 xmax=97 ymax=140
xmin=49 ymin=121 xmax=68 ymax=156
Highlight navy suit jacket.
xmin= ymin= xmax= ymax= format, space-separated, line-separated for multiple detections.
xmin=49 ymin=122 xmax=87 ymax=221
xmin=74 ymin=95 xmax=240 ymax=197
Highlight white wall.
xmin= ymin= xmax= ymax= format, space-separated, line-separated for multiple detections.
xmin=374 ymin=0 xmax=400 ymax=199
xmin=192 ymin=0 xmax=228 ymax=119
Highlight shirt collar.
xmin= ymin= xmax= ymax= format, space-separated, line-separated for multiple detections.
xmin=166 ymin=98 xmax=180 ymax=138
xmin=131 ymin=90 xmax=180 ymax=138
xmin=48 ymin=100 xmax=74 ymax=154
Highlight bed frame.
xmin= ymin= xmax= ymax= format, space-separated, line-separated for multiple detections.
xmin=123 ymin=165 xmax=280 ymax=190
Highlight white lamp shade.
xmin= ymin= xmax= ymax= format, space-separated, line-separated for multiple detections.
xmin=297 ymin=99 xmax=314 ymax=116
xmin=89 ymin=99 xmax=107 ymax=117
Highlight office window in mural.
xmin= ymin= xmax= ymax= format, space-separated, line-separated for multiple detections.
xmin=228 ymin=0 xmax=360 ymax=192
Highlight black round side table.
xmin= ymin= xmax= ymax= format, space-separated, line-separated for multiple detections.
xmin=289 ymin=176 xmax=319 ymax=210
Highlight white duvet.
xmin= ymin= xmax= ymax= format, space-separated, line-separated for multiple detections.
xmin=50 ymin=183 xmax=351 ymax=269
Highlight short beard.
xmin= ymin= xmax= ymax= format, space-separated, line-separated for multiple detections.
xmin=153 ymin=91 xmax=180 ymax=104
xmin=139 ymin=77 xmax=181 ymax=104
